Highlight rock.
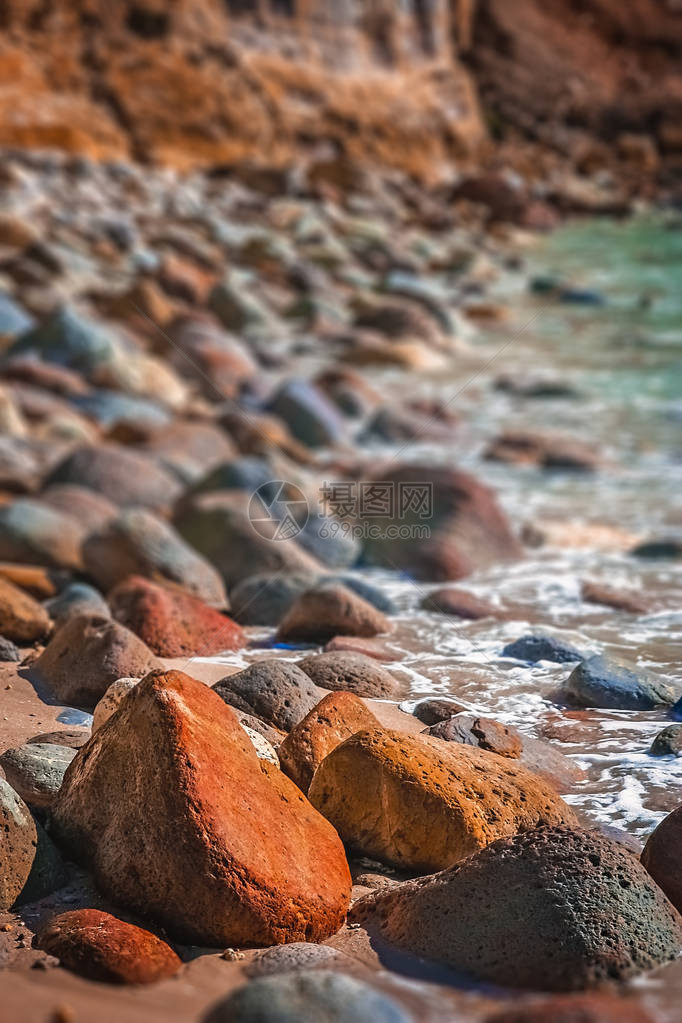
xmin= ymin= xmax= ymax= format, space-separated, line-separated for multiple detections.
xmin=53 ymin=670 xmax=351 ymax=946
xmin=502 ymin=634 xmax=585 ymax=664
xmin=143 ymin=420 xmax=236 ymax=483
xmin=581 ymin=581 xmax=650 ymax=614
xmin=0 ymin=779 xmax=67 ymax=910
xmin=277 ymin=583 xmax=390 ymax=644
xmin=45 ymin=582 xmax=110 ymax=627
xmin=561 ymin=655 xmax=678 ymax=710
xmin=297 ymin=514 xmax=361 ymax=570
xmin=641 ymin=805 xmax=682 ymax=913
xmin=44 ymin=444 xmax=182 ymax=512
xmin=245 ymin=943 xmax=357 ymax=978
xmin=0 ymin=563 xmax=58 ymax=599
xmin=361 ymin=463 xmax=522 ymax=582
xmin=30 ymin=730 xmax=90 ymax=749
xmin=419 ymin=587 xmax=497 ymax=619
xmin=426 ymin=714 xmax=523 ymax=758
xmin=208 ymin=274 xmax=276 ymax=336
xmin=0 ymin=291 xmax=34 ymax=338
xmin=30 ymin=614 xmax=161 ymax=709
xmin=650 ymin=725 xmax=682 ymax=756
xmin=190 ymin=456 xmax=276 ymax=498
xmin=279 ymin=692 xmax=380 ymax=793
xmin=230 ymin=573 xmax=315 ymax=626
xmin=36 ymin=909 xmax=181 ymax=984
xmin=0 ymin=498 xmax=84 ymax=571
xmin=0 ymin=575 xmax=50 ymax=643
xmin=109 ymin=576 xmax=244 ymax=657
xmin=297 ymin=652 xmax=402 ymax=700
xmin=484 ymin=994 xmax=656 ymax=1023
xmin=9 ymin=305 xmax=120 ymax=375
xmin=308 ymin=728 xmax=575 ymax=873
xmin=174 ymin=491 xmax=322 ymax=590
xmin=242 ymin=725 xmax=280 ymax=767
xmin=485 ymin=431 xmax=600 ymax=471
xmin=202 ymin=970 xmax=411 ymax=1023
xmin=451 ymin=173 xmax=527 ymax=223
xmin=213 ymin=661 xmax=320 ymax=733
xmin=269 ymin=379 xmax=346 ymax=449
xmin=328 ymin=576 xmax=397 ymax=615
xmin=350 ymin=826 xmax=682 ymax=991
xmin=359 ymin=405 xmax=455 ymax=446
xmin=412 ymin=698 xmax=468 ymax=726
xmin=92 ymin=678 xmax=138 ymax=732
xmin=0 ymin=743 xmax=76 ymax=809
xmin=0 ymin=635 xmax=21 ymax=661
xmin=83 ymin=507 xmax=227 ymax=607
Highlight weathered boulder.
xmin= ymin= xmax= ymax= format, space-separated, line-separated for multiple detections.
xmin=53 ymin=670 xmax=351 ymax=946
xmin=309 ymin=728 xmax=575 ymax=873
xmin=561 ymin=655 xmax=677 ymax=710
xmin=641 ymin=805 xmax=682 ymax=913
xmin=0 ymin=779 xmax=67 ymax=910
xmin=109 ymin=576 xmax=244 ymax=657
xmin=277 ymin=583 xmax=390 ymax=643
xmin=213 ymin=661 xmax=320 ymax=733
xmin=29 ymin=613 xmax=161 ymax=708
xmin=36 ymin=909 xmax=181 ymax=984
xmin=350 ymin=827 xmax=682 ymax=990
xmin=0 ymin=575 xmax=51 ymax=643
xmin=297 ymin=651 xmax=402 ymax=700
xmin=279 ymin=692 xmax=380 ymax=793
xmin=44 ymin=444 xmax=182 ymax=511
xmin=0 ymin=743 xmax=76 ymax=809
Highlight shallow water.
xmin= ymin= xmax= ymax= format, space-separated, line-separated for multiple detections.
xmin=201 ymin=214 xmax=682 ymax=841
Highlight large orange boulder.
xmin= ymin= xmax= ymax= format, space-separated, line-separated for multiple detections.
xmin=279 ymin=692 xmax=380 ymax=794
xmin=52 ymin=670 xmax=351 ymax=947
xmin=308 ymin=728 xmax=575 ymax=873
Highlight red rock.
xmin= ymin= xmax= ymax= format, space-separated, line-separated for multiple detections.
xmin=36 ymin=909 xmax=181 ymax=985
xmin=419 ymin=587 xmax=498 ymax=619
xmin=53 ymin=669 xmax=351 ymax=947
xmin=581 ymin=581 xmax=650 ymax=614
xmin=641 ymin=805 xmax=682 ymax=914
xmin=277 ymin=582 xmax=390 ymax=643
xmin=109 ymin=576 xmax=245 ymax=657
xmin=0 ymin=575 xmax=51 ymax=643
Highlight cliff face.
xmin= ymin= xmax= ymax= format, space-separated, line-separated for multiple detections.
xmin=0 ymin=0 xmax=680 ymax=181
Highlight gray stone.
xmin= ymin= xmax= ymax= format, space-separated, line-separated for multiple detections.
xmin=213 ymin=661 xmax=320 ymax=732
xmin=0 ymin=743 xmax=76 ymax=809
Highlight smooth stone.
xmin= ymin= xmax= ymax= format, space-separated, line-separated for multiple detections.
xmin=0 ymin=743 xmax=76 ymax=809
xmin=29 ymin=730 xmax=90 ymax=749
xmin=0 ymin=498 xmax=84 ymax=571
xmin=0 ymin=575 xmax=51 ymax=643
xmin=297 ymin=652 xmax=403 ymax=700
xmin=328 ymin=576 xmax=397 ymax=615
xmin=44 ymin=581 xmax=110 ymax=627
xmin=561 ymin=654 xmax=677 ymax=710
xmin=229 ymin=573 xmax=315 ymax=626
xmin=39 ymin=484 xmax=118 ymax=531
xmin=277 ymin=582 xmax=390 ymax=644
xmin=44 ymin=444 xmax=183 ymax=512
xmin=297 ymin=515 xmax=361 ymax=570
xmin=581 ymin=580 xmax=649 ymax=614
xmin=269 ymin=378 xmax=346 ymax=449
xmin=0 ymin=778 xmax=67 ymax=910
xmin=412 ymin=698 xmax=468 ymax=726
xmin=420 ymin=587 xmax=497 ymax=619
xmin=630 ymin=537 xmax=681 ymax=559
xmin=501 ymin=634 xmax=585 ymax=664
xmin=0 ymin=292 xmax=34 ymax=337
xmin=213 ymin=661 xmax=320 ymax=733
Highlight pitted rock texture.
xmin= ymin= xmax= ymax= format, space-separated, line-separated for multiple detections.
xmin=297 ymin=651 xmax=402 ymax=700
xmin=213 ymin=660 xmax=320 ymax=733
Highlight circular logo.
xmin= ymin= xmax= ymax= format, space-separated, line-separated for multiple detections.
xmin=248 ymin=480 xmax=309 ymax=542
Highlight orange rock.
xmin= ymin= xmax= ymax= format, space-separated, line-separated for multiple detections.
xmin=277 ymin=582 xmax=390 ymax=643
xmin=309 ymin=727 xmax=575 ymax=873
xmin=36 ymin=909 xmax=181 ymax=985
xmin=0 ymin=575 xmax=51 ymax=643
xmin=279 ymin=692 xmax=380 ymax=794
xmin=53 ymin=669 xmax=351 ymax=946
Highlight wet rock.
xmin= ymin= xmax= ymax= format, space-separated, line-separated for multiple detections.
xmin=561 ymin=655 xmax=678 ymax=710
xmin=0 ymin=498 xmax=84 ymax=570
xmin=44 ymin=581 xmax=110 ymax=627
xmin=109 ymin=576 xmax=244 ymax=657
xmin=83 ymin=507 xmax=227 ymax=607
xmin=245 ymin=943 xmax=357 ymax=978
xmin=485 ymin=431 xmax=601 ymax=471
xmin=641 ymin=805 xmax=682 ymax=913
xmin=40 ymin=484 xmax=118 ymax=531
xmin=53 ymin=670 xmax=351 ymax=946
xmin=309 ymin=728 xmax=575 ymax=873
xmin=350 ymin=826 xmax=682 ymax=991
xmin=412 ymin=698 xmax=468 ymax=726
xmin=426 ymin=714 xmax=523 ymax=758
xmin=44 ymin=444 xmax=183 ymax=512
xmin=328 ymin=576 xmax=397 ymax=615
xmin=0 ymin=575 xmax=51 ymax=643
xmin=502 ymin=634 xmax=584 ymax=664
xmin=650 ymin=725 xmax=682 ymax=756
xmin=420 ymin=587 xmax=497 ymax=619
xmin=30 ymin=613 xmax=161 ymax=709
xmin=213 ymin=661 xmax=320 ymax=733
xmin=485 ymin=994 xmax=656 ymax=1022
xmin=581 ymin=581 xmax=650 ymax=614
xmin=361 ymin=463 xmax=522 ymax=581
xmin=174 ymin=491 xmax=322 ymax=590
xmin=202 ymin=970 xmax=411 ymax=1023
xmin=92 ymin=678 xmax=138 ymax=732
xmin=493 ymin=373 xmax=580 ymax=400
xmin=0 ymin=635 xmax=21 ymax=661
xmin=36 ymin=909 xmax=181 ymax=984
xmin=298 ymin=651 xmax=402 ymax=700
xmin=269 ymin=379 xmax=346 ymax=449
xmin=630 ymin=537 xmax=682 ymax=559
xmin=0 ymin=779 xmax=67 ymax=910
xmin=0 ymin=743 xmax=76 ymax=809
xmin=230 ymin=573 xmax=315 ymax=626
xmin=279 ymin=691 xmax=380 ymax=793
xmin=277 ymin=582 xmax=390 ymax=644
xmin=323 ymin=636 xmax=400 ymax=661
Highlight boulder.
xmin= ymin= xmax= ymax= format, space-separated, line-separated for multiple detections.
xmin=92 ymin=678 xmax=138 ymax=732
xmin=0 ymin=743 xmax=76 ymax=809
xmin=0 ymin=575 xmax=51 ymax=643
xmin=0 ymin=779 xmax=67 ymax=910
xmin=361 ymin=463 xmax=522 ymax=581
xmin=230 ymin=573 xmax=315 ymax=626
xmin=650 ymin=725 xmax=682 ymax=756
xmin=297 ymin=652 xmax=402 ymax=700
xmin=35 ymin=909 xmax=181 ymax=984
xmin=53 ymin=670 xmax=351 ymax=946
xmin=213 ymin=661 xmax=320 ymax=733
xmin=0 ymin=498 xmax=84 ymax=571
xmin=279 ymin=692 xmax=380 ymax=793
xmin=44 ymin=444 xmax=182 ymax=511
xmin=561 ymin=655 xmax=677 ymax=710
xmin=502 ymin=634 xmax=585 ymax=664
xmin=485 ymin=994 xmax=656 ymax=1023
xmin=109 ymin=576 xmax=244 ymax=657
xmin=419 ymin=587 xmax=498 ymax=619
xmin=277 ymin=583 xmax=390 ymax=644
xmin=308 ymin=728 xmax=575 ymax=873
xmin=202 ymin=971 xmax=412 ymax=1023
xmin=30 ymin=614 xmax=161 ymax=708
xmin=350 ymin=827 xmax=682 ymax=991
xmin=83 ymin=507 xmax=227 ymax=607
xmin=641 ymin=805 xmax=682 ymax=913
